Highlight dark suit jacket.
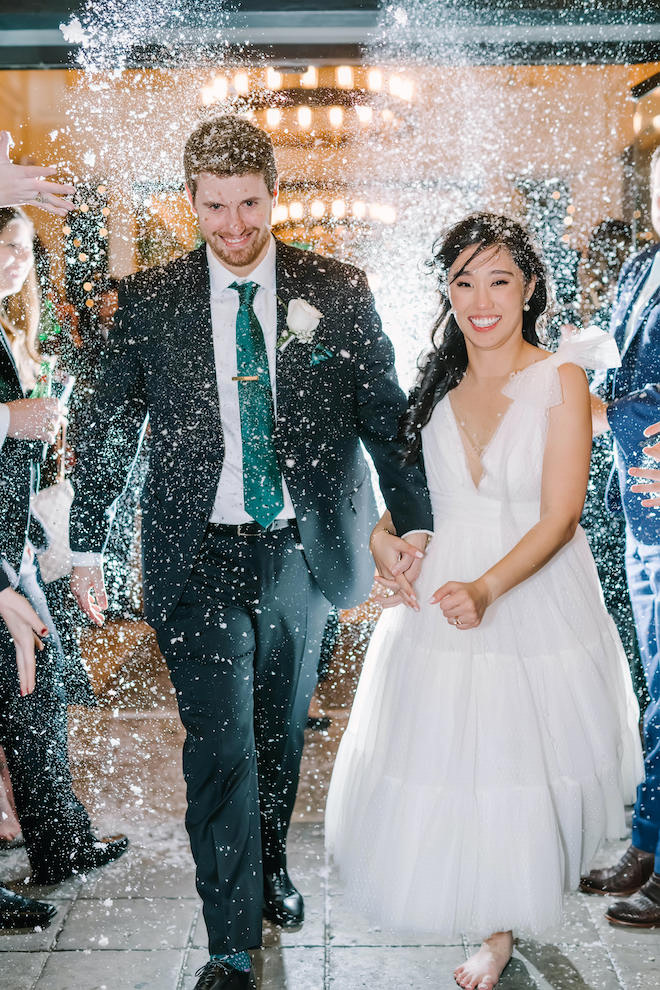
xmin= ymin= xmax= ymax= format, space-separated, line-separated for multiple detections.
xmin=69 ymin=239 xmax=433 ymax=625
xmin=604 ymin=241 xmax=660 ymax=544
xmin=0 ymin=332 xmax=36 ymax=592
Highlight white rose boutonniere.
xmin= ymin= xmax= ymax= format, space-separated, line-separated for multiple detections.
xmin=278 ymin=297 xmax=324 ymax=351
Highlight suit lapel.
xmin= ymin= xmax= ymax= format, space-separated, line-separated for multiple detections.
xmin=169 ymin=246 xmax=222 ymax=427
xmin=274 ymin=240 xmax=318 ymax=421
xmin=618 ymin=252 xmax=659 ymax=359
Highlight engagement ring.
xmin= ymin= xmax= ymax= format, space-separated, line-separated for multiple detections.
xmin=454 ymin=617 xmax=463 ymax=626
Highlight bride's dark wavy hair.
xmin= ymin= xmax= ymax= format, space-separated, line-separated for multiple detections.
xmin=400 ymin=212 xmax=551 ymax=463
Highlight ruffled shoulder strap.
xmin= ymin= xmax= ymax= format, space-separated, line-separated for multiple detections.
xmin=546 ymin=324 xmax=621 ymax=372
xmin=502 ymin=326 xmax=621 ymax=409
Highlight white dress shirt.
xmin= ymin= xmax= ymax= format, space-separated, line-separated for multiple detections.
xmin=204 ymin=237 xmax=296 ymax=524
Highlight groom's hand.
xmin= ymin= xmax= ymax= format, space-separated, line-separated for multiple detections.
xmin=370 ymin=530 xmax=427 ymax=610
xmin=71 ymin=565 xmax=108 ymax=626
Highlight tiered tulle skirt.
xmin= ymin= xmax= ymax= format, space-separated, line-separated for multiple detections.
xmin=325 ymin=511 xmax=643 ymax=937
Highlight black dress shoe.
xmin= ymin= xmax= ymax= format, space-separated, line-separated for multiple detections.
xmin=263 ymin=868 xmax=304 ymax=928
xmin=0 ymin=886 xmax=57 ymax=929
xmin=30 ymin=834 xmax=129 ymax=884
xmin=580 ymin=845 xmax=654 ymax=896
xmin=605 ymin=872 xmax=660 ymax=928
xmin=193 ymin=960 xmax=256 ymax=989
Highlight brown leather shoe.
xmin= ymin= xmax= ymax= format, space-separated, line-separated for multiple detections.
xmin=605 ymin=872 xmax=660 ymax=928
xmin=579 ymin=845 xmax=654 ymax=896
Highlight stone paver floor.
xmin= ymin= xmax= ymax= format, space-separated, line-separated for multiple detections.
xmin=0 ymin=630 xmax=658 ymax=989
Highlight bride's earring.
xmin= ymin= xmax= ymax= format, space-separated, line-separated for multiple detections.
xmin=523 ymin=300 xmax=530 ymax=312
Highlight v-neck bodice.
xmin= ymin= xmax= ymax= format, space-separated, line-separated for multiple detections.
xmin=421 ymin=327 xmax=621 ymax=526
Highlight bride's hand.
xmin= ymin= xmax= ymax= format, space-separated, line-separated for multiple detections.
xmin=430 ymin=579 xmax=491 ymax=629
xmin=374 ymin=574 xmax=418 ymax=610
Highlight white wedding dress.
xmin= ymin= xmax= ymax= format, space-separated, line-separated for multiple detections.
xmin=325 ymin=329 xmax=644 ymax=938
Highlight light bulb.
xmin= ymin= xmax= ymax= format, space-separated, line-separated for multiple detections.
xmin=301 ymin=66 xmax=318 ymax=89
xmin=289 ymin=201 xmax=304 ymax=221
xmin=331 ymin=199 xmax=346 ymax=218
xmin=233 ymin=71 xmax=249 ymax=96
xmin=367 ymin=69 xmax=383 ymax=92
xmin=266 ymin=108 xmax=282 ymax=128
xmin=329 ymin=106 xmax=344 ymax=128
xmin=298 ymin=106 xmax=312 ymax=129
xmin=213 ymin=76 xmax=229 ymax=100
xmin=355 ymin=105 xmax=373 ymax=124
xmin=336 ymin=66 xmax=354 ymax=89
xmin=310 ymin=199 xmax=325 ymax=218
xmin=266 ymin=68 xmax=282 ymax=90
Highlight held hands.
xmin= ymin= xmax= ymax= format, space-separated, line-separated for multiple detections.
xmin=6 ymin=397 xmax=67 ymax=444
xmin=629 ymin=420 xmax=660 ymax=507
xmin=70 ymin=565 xmax=108 ymax=627
xmin=0 ymin=131 xmax=76 ymax=216
xmin=429 ymin=578 xmax=491 ymax=630
xmin=0 ymin=587 xmax=49 ymax=696
xmin=371 ymin=528 xmax=427 ymax=610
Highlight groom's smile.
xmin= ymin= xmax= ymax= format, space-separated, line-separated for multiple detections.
xmin=187 ymin=171 xmax=277 ymax=276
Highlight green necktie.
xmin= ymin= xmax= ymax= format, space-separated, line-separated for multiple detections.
xmin=230 ymin=280 xmax=284 ymax=527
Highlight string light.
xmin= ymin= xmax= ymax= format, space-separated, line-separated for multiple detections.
xmin=352 ymin=201 xmax=367 ymax=219
xmin=298 ymin=106 xmax=312 ymax=129
xmin=266 ymin=108 xmax=282 ymax=128
xmin=233 ymin=71 xmax=249 ymax=96
xmin=271 ymin=204 xmax=288 ymax=224
xmin=331 ymin=199 xmax=346 ymax=218
xmin=301 ymin=66 xmax=318 ymax=88
xmin=355 ymin=105 xmax=373 ymax=124
xmin=381 ymin=108 xmax=394 ymax=123
xmin=654 ymin=114 xmax=660 ymax=132
xmin=633 ymin=112 xmax=642 ymax=134
xmin=329 ymin=107 xmax=344 ymax=128
xmin=367 ymin=69 xmax=383 ymax=91
xmin=310 ymin=199 xmax=326 ymax=218
xmin=266 ymin=68 xmax=282 ymax=90
xmin=289 ymin=201 xmax=304 ymax=221
xmin=336 ymin=66 xmax=354 ymax=89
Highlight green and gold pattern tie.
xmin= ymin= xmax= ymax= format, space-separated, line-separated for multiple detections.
xmin=230 ymin=280 xmax=284 ymax=527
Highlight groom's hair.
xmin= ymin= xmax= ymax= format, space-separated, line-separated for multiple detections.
xmin=184 ymin=115 xmax=278 ymax=197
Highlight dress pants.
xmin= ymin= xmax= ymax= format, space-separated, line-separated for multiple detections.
xmin=625 ymin=529 xmax=660 ymax=870
xmin=0 ymin=565 xmax=94 ymax=876
xmin=155 ymin=523 xmax=331 ymax=954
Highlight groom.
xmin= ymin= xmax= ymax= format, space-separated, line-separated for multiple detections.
xmin=69 ymin=115 xmax=432 ymax=989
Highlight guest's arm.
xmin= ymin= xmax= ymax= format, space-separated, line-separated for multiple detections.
xmin=0 ymin=131 xmax=76 ymax=216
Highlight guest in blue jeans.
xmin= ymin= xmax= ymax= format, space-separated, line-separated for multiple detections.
xmin=580 ymin=144 xmax=660 ymax=927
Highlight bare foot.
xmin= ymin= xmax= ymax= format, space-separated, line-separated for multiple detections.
xmin=454 ymin=931 xmax=513 ymax=990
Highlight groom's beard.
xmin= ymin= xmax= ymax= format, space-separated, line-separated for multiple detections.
xmin=206 ymin=224 xmax=271 ymax=272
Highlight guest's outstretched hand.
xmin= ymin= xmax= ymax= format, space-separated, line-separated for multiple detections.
xmin=0 ymin=131 xmax=76 ymax=216
xmin=429 ymin=579 xmax=491 ymax=629
xmin=629 ymin=420 xmax=660 ymax=507
xmin=0 ymin=587 xmax=48 ymax=696
xmin=71 ymin=565 xmax=107 ymax=626
xmin=6 ymin=397 xmax=67 ymax=444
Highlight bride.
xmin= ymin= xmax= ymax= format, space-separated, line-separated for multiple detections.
xmin=325 ymin=214 xmax=643 ymax=990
